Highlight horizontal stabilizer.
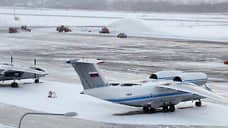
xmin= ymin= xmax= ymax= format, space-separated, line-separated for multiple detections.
xmin=156 ymin=82 xmax=228 ymax=104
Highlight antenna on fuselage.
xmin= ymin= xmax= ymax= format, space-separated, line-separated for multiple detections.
xmin=10 ymin=56 xmax=13 ymax=66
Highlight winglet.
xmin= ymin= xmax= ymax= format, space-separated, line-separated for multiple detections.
xmin=66 ymin=58 xmax=104 ymax=64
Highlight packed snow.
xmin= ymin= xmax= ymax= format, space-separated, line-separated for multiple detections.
xmin=0 ymin=124 xmax=13 ymax=128
xmin=109 ymin=18 xmax=152 ymax=33
xmin=0 ymin=7 xmax=228 ymax=127
xmin=0 ymin=80 xmax=227 ymax=126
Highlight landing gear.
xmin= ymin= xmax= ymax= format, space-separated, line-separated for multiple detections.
xmin=34 ymin=79 xmax=39 ymax=83
xmin=162 ymin=105 xmax=175 ymax=112
xmin=143 ymin=106 xmax=155 ymax=113
xmin=169 ymin=105 xmax=175 ymax=112
xmin=162 ymin=106 xmax=169 ymax=112
xmin=11 ymin=82 xmax=18 ymax=88
xmin=195 ymin=100 xmax=202 ymax=107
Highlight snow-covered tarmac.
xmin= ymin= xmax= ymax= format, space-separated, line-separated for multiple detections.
xmin=0 ymin=80 xmax=228 ymax=127
xmin=0 ymin=7 xmax=228 ymax=128
xmin=0 ymin=29 xmax=227 ymax=127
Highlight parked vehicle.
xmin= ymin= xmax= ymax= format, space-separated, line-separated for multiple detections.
xmin=56 ymin=25 xmax=72 ymax=32
xmin=117 ymin=32 xmax=127 ymax=38
xmin=99 ymin=27 xmax=110 ymax=33
xmin=21 ymin=25 xmax=31 ymax=32
xmin=8 ymin=27 xmax=18 ymax=33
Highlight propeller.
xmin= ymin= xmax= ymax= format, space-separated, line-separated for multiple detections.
xmin=34 ymin=58 xmax=37 ymax=66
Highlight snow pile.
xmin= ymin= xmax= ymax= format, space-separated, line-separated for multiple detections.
xmin=109 ymin=18 xmax=151 ymax=33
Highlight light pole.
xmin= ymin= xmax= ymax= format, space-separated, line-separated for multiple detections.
xmin=18 ymin=112 xmax=77 ymax=128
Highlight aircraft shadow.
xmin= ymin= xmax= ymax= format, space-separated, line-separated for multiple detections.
xmin=113 ymin=105 xmax=206 ymax=116
xmin=0 ymin=82 xmax=44 ymax=88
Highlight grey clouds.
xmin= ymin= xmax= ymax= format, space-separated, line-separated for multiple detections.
xmin=1 ymin=0 xmax=228 ymax=12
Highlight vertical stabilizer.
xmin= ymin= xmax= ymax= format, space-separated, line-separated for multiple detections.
xmin=66 ymin=58 xmax=107 ymax=90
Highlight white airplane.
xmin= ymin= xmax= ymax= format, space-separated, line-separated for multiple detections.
xmin=0 ymin=57 xmax=48 ymax=88
xmin=67 ymin=58 xmax=228 ymax=112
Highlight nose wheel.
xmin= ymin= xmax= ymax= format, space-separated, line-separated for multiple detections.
xmin=11 ymin=82 xmax=18 ymax=88
xmin=195 ymin=100 xmax=202 ymax=107
xmin=143 ymin=106 xmax=155 ymax=113
xmin=34 ymin=79 xmax=39 ymax=83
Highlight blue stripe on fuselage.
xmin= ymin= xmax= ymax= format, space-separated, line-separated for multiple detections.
xmin=158 ymin=78 xmax=207 ymax=82
xmin=105 ymin=92 xmax=189 ymax=103
xmin=184 ymin=78 xmax=207 ymax=82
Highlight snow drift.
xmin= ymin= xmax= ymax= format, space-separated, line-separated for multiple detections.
xmin=109 ymin=18 xmax=152 ymax=33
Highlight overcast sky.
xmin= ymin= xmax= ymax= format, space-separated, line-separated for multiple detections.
xmin=1 ymin=0 xmax=228 ymax=12
xmin=140 ymin=0 xmax=228 ymax=4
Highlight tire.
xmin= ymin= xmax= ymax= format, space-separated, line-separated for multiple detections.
xmin=162 ymin=106 xmax=169 ymax=112
xmin=143 ymin=107 xmax=155 ymax=113
xmin=143 ymin=107 xmax=150 ymax=113
xmin=34 ymin=79 xmax=39 ymax=83
xmin=195 ymin=101 xmax=202 ymax=107
xmin=169 ymin=105 xmax=175 ymax=112
xmin=11 ymin=82 xmax=19 ymax=88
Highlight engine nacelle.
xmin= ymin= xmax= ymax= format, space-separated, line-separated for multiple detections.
xmin=149 ymin=71 xmax=183 ymax=80
xmin=173 ymin=72 xmax=207 ymax=86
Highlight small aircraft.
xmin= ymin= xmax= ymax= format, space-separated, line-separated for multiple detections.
xmin=0 ymin=57 xmax=48 ymax=88
xmin=67 ymin=58 xmax=228 ymax=112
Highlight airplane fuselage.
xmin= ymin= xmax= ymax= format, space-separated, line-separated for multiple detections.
xmin=0 ymin=72 xmax=45 ymax=81
xmin=84 ymin=80 xmax=205 ymax=108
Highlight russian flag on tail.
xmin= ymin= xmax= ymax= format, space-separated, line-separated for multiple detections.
xmin=89 ymin=72 xmax=99 ymax=77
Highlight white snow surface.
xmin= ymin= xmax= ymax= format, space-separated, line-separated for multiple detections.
xmin=109 ymin=18 xmax=152 ymax=33
xmin=1 ymin=7 xmax=228 ymax=42
xmin=0 ymin=80 xmax=228 ymax=126
xmin=0 ymin=7 xmax=228 ymax=126
xmin=0 ymin=124 xmax=13 ymax=128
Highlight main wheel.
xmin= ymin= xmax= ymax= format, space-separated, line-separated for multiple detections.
xmin=195 ymin=101 xmax=202 ymax=107
xmin=143 ymin=107 xmax=150 ymax=113
xmin=11 ymin=82 xmax=19 ymax=88
xmin=34 ymin=79 xmax=39 ymax=83
xmin=169 ymin=105 xmax=175 ymax=112
xmin=162 ymin=106 xmax=169 ymax=112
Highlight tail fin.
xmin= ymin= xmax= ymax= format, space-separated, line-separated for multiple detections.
xmin=66 ymin=58 xmax=107 ymax=90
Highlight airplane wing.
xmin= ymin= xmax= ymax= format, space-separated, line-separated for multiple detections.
xmin=156 ymin=82 xmax=228 ymax=104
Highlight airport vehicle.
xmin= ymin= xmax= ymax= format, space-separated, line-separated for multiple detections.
xmin=67 ymin=58 xmax=228 ymax=112
xmin=21 ymin=25 xmax=31 ymax=32
xmin=56 ymin=25 xmax=72 ymax=32
xmin=8 ymin=27 xmax=18 ymax=33
xmin=0 ymin=57 xmax=48 ymax=88
xmin=99 ymin=27 xmax=110 ymax=33
xmin=117 ymin=33 xmax=127 ymax=38
xmin=224 ymin=61 xmax=228 ymax=64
